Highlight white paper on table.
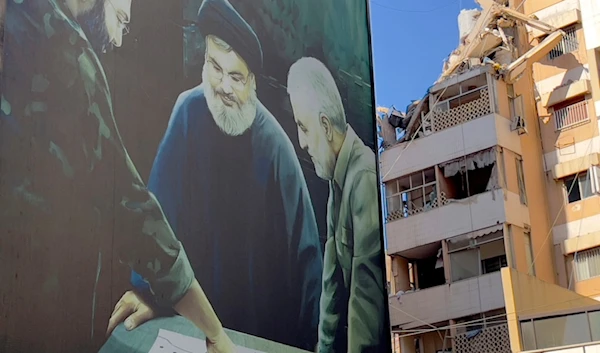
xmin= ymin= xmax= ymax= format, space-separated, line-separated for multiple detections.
xmin=148 ymin=329 xmax=265 ymax=353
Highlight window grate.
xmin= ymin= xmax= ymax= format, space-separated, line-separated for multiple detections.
xmin=554 ymin=99 xmax=589 ymax=130
xmin=548 ymin=25 xmax=579 ymax=60
xmin=573 ymin=247 xmax=600 ymax=282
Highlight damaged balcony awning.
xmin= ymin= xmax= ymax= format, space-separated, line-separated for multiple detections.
xmin=449 ymin=224 xmax=504 ymax=242
xmin=440 ymin=147 xmax=497 ymax=177
xmin=440 ymin=147 xmax=500 ymax=192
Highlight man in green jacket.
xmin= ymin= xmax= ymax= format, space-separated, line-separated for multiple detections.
xmin=286 ymin=57 xmax=388 ymax=352
xmin=0 ymin=0 xmax=232 ymax=351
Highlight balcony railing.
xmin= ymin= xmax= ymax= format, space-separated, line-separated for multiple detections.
xmin=431 ymin=87 xmax=492 ymax=133
xmin=455 ymin=323 xmax=511 ymax=353
xmin=386 ymin=191 xmax=449 ymax=222
xmin=554 ymin=100 xmax=589 ymax=130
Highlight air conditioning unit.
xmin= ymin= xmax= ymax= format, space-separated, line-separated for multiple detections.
xmin=510 ymin=115 xmax=528 ymax=135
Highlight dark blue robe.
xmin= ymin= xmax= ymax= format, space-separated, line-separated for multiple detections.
xmin=131 ymin=85 xmax=323 ymax=350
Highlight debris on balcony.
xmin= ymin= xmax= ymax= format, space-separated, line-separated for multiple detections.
xmin=377 ymin=106 xmax=407 ymax=148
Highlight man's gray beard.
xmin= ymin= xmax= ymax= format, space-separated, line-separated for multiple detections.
xmin=202 ymin=65 xmax=258 ymax=136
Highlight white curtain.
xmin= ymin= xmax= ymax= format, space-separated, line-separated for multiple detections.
xmin=441 ymin=147 xmax=497 ymax=178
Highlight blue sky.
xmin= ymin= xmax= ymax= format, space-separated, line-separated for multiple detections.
xmin=370 ymin=0 xmax=480 ymax=111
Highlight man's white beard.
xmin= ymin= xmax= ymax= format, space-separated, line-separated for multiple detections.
xmin=202 ymin=65 xmax=258 ymax=136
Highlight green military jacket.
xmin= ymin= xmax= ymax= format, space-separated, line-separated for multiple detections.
xmin=0 ymin=0 xmax=193 ymax=308
xmin=317 ymin=125 xmax=388 ymax=352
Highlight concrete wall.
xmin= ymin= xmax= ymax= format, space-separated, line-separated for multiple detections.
xmin=390 ymin=272 xmax=504 ymax=329
xmin=579 ymin=0 xmax=600 ymax=51
xmin=386 ymin=189 xmax=507 ymax=254
xmin=515 ymin=75 xmax=558 ymax=284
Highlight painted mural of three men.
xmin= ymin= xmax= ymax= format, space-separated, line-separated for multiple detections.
xmin=0 ymin=0 xmax=390 ymax=352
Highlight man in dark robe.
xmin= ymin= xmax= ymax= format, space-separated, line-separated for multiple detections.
xmin=127 ymin=0 xmax=324 ymax=350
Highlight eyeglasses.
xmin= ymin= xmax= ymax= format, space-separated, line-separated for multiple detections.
xmin=206 ymin=58 xmax=248 ymax=91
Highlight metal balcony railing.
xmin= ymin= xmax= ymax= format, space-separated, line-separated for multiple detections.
xmin=554 ymin=100 xmax=589 ymax=130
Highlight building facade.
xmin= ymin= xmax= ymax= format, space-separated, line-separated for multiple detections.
xmin=380 ymin=0 xmax=600 ymax=352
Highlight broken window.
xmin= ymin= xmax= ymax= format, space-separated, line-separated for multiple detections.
xmin=385 ymin=167 xmax=437 ymax=219
xmin=563 ymin=170 xmax=593 ymax=203
xmin=405 ymin=243 xmax=445 ymax=290
xmin=414 ymin=251 xmax=445 ymax=290
xmin=508 ymin=84 xmax=525 ymax=121
xmin=438 ymin=148 xmax=499 ymax=200
xmin=447 ymin=229 xmax=506 ymax=282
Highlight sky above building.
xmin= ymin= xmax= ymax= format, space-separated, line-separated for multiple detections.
xmin=370 ymin=0 xmax=480 ymax=111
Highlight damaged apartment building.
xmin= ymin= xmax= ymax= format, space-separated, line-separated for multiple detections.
xmin=379 ymin=0 xmax=600 ymax=352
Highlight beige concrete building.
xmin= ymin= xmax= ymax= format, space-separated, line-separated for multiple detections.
xmin=379 ymin=0 xmax=600 ymax=352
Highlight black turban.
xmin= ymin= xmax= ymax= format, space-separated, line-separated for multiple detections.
xmin=197 ymin=0 xmax=264 ymax=74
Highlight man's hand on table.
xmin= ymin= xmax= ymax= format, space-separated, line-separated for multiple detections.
xmin=106 ymin=289 xmax=237 ymax=353
xmin=106 ymin=290 xmax=158 ymax=336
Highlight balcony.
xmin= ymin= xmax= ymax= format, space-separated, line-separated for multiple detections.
xmin=387 ymin=189 xmax=507 ymax=254
xmin=381 ymin=113 xmax=522 ymax=183
xmin=554 ymin=99 xmax=590 ymax=131
xmin=389 ymin=272 xmax=505 ymax=328
xmin=385 ymin=146 xmax=528 ymax=253
xmin=429 ymin=87 xmax=492 ymax=133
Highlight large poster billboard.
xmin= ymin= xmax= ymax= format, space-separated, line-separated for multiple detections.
xmin=0 ymin=0 xmax=390 ymax=352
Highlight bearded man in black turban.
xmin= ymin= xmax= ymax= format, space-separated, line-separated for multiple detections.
xmin=116 ymin=0 xmax=324 ymax=350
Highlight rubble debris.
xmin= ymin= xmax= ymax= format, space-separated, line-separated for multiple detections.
xmin=378 ymin=0 xmax=565 ymax=150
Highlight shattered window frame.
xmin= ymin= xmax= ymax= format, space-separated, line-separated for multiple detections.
xmin=385 ymin=167 xmax=437 ymax=218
